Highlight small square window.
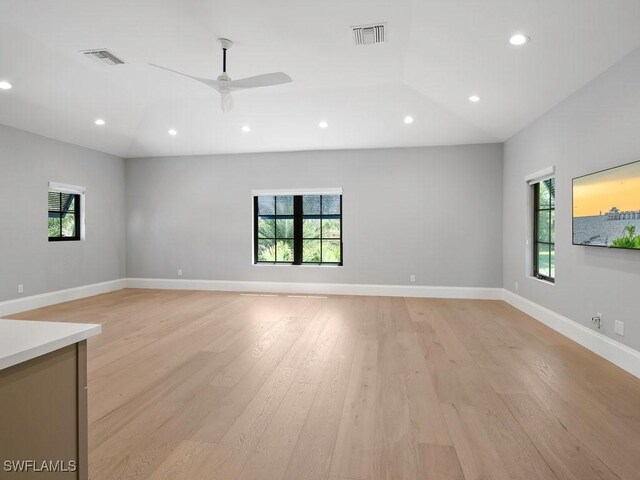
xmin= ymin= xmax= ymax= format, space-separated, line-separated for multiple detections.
xmin=48 ymin=191 xmax=81 ymax=241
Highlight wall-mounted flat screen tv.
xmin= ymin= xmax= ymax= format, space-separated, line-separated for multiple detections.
xmin=573 ymin=159 xmax=640 ymax=249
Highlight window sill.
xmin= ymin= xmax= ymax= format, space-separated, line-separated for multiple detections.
xmin=253 ymin=263 xmax=342 ymax=268
xmin=527 ymin=275 xmax=555 ymax=286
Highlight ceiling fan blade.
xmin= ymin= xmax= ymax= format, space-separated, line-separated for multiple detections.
xmin=221 ymin=92 xmax=234 ymax=112
xmin=150 ymin=61 xmax=290 ymax=112
xmin=149 ymin=63 xmax=218 ymax=88
xmin=225 ymin=72 xmax=292 ymax=90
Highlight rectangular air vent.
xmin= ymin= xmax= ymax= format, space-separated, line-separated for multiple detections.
xmin=352 ymin=24 xmax=385 ymax=45
xmin=81 ymin=49 xmax=125 ymax=66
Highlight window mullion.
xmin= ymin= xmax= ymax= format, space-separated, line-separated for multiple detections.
xmin=59 ymin=192 xmax=63 ymax=238
xmin=293 ymin=196 xmax=303 ymax=265
xmin=548 ymin=205 xmax=552 ymax=244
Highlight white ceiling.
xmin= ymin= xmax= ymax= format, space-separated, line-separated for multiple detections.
xmin=1 ymin=0 xmax=639 ymax=158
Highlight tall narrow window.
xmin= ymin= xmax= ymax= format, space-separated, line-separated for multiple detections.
xmin=254 ymin=193 xmax=342 ymax=265
xmin=533 ymin=178 xmax=555 ymax=282
xmin=48 ymin=191 xmax=81 ymax=241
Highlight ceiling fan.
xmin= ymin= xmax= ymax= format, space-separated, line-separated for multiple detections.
xmin=150 ymin=38 xmax=292 ymax=112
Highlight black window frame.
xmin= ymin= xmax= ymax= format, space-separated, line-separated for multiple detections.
xmin=48 ymin=191 xmax=81 ymax=242
xmin=533 ymin=179 xmax=555 ymax=282
xmin=254 ymin=194 xmax=343 ymax=266
xmin=254 ymin=196 xmax=295 ymax=264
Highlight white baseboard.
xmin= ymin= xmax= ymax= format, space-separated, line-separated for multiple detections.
xmin=0 ymin=279 xmax=127 ymax=318
xmin=125 ymin=278 xmax=503 ymax=300
xmin=502 ymin=289 xmax=640 ymax=379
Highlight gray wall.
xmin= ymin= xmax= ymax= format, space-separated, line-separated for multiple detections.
xmin=126 ymin=144 xmax=503 ymax=288
xmin=0 ymin=123 xmax=126 ymax=302
xmin=503 ymin=47 xmax=640 ymax=351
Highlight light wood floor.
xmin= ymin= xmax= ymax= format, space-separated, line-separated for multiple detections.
xmin=9 ymin=289 xmax=640 ymax=480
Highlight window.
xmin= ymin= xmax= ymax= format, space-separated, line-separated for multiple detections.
xmin=254 ymin=193 xmax=342 ymax=265
xmin=48 ymin=191 xmax=81 ymax=241
xmin=255 ymin=195 xmax=295 ymax=263
xmin=533 ymin=178 xmax=555 ymax=282
xmin=48 ymin=182 xmax=85 ymax=242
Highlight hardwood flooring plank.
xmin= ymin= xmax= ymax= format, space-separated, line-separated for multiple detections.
xmin=210 ymin=317 xmax=291 ymax=387
xmin=237 ymin=381 xmax=318 ymax=480
xmin=370 ymin=298 xmax=420 ymax=480
xmin=147 ymin=440 xmax=218 ymax=480
xmin=397 ymin=330 xmax=452 ymax=446
xmin=329 ymin=338 xmax=378 ymax=480
xmin=294 ymin=298 xmax=350 ymax=384
xmin=500 ymin=393 xmax=621 ymax=480
xmin=283 ymin=298 xmax=360 ymax=480
xmin=417 ymin=443 xmax=465 ymax=480
xmin=441 ymin=403 xmax=514 ymax=480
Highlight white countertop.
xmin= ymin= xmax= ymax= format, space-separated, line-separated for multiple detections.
xmin=0 ymin=319 xmax=101 ymax=371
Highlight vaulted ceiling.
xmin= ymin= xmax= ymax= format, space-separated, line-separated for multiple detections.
xmin=1 ymin=0 xmax=639 ymax=157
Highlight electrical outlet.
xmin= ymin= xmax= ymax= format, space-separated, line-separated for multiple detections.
xmin=17 ymin=284 xmax=24 ymax=294
xmin=177 ymin=268 xmax=183 ymax=277
xmin=515 ymin=281 xmax=519 ymax=291
xmin=410 ymin=275 xmax=416 ymax=283
xmin=615 ymin=320 xmax=625 ymax=336
xmin=592 ymin=313 xmax=602 ymax=329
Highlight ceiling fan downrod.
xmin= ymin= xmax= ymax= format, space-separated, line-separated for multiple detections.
xmin=218 ymin=38 xmax=233 ymax=74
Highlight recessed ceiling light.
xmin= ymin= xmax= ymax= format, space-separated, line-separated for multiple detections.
xmin=509 ymin=33 xmax=530 ymax=46
xmin=241 ymin=125 xmax=251 ymax=133
xmin=404 ymin=116 xmax=414 ymax=124
xmin=468 ymin=95 xmax=481 ymax=103
xmin=168 ymin=129 xmax=177 ymax=136
xmin=0 ymin=81 xmax=12 ymax=90
xmin=94 ymin=118 xmax=106 ymax=126
xmin=319 ymin=121 xmax=328 ymax=129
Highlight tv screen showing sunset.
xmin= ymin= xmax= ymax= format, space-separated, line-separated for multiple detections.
xmin=573 ymin=160 xmax=640 ymax=249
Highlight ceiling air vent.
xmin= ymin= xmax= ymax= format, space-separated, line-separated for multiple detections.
xmin=81 ymin=49 xmax=125 ymax=66
xmin=352 ymin=24 xmax=385 ymax=45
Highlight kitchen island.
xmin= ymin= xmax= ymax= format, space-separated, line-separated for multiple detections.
xmin=0 ymin=319 xmax=101 ymax=479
